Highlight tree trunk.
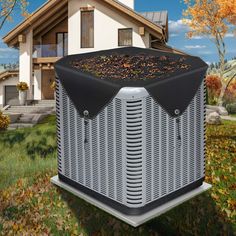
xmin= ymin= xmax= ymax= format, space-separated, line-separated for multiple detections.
xmin=216 ymin=34 xmax=226 ymax=106
xmin=218 ymin=83 xmax=227 ymax=106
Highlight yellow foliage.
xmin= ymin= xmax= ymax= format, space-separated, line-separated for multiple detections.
xmin=0 ymin=111 xmax=10 ymax=130
xmin=16 ymin=81 xmax=29 ymax=91
xmin=183 ymin=0 xmax=236 ymax=39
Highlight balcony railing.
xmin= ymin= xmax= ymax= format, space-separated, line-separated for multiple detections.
xmin=33 ymin=44 xmax=68 ymax=58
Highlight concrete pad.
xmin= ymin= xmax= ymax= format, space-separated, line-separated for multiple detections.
xmin=51 ymin=175 xmax=211 ymax=227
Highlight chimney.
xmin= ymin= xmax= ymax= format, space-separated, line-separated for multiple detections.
xmin=117 ymin=0 xmax=134 ymax=9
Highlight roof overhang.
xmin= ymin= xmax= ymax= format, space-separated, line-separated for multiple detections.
xmin=0 ymin=70 xmax=19 ymax=82
xmin=3 ymin=0 xmax=166 ymax=47
xmin=3 ymin=0 xmax=68 ymax=47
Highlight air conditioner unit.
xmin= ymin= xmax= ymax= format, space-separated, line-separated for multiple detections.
xmin=52 ymin=47 xmax=210 ymax=225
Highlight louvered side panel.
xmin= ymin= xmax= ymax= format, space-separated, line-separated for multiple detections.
xmin=147 ymin=82 xmax=205 ymax=204
xmin=76 ymin=110 xmax=84 ymax=185
xmin=203 ymin=83 xmax=207 ymax=177
xmin=146 ymin=97 xmax=152 ymax=203
xmin=69 ymin=100 xmax=77 ymax=182
xmin=168 ymin=117 xmax=175 ymax=193
xmin=153 ymin=101 xmax=161 ymax=200
xmin=115 ymin=98 xmax=123 ymax=203
xmin=125 ymin=99 xmax=144 ymax=207
xmin=160 ymin=108 xmax=167 ymax=197
xmin=107 ymin=100 xmax=115 ymax=199
xmin=56 ymin=79 xmax=63 ymax=174
xmin=61 ymin=86 xmax=70 ymax=179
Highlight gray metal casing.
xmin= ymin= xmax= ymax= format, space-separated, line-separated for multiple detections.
xmin=56 ymin=80 xmax=205 ymax=209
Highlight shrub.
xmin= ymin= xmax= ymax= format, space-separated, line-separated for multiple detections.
xmin=224 ymin=79 xmax=236 ymax=105
xmin=205 ymin=75 xmax=221 ymax=105
xmin=0 ymin=111 xmax=10 ymax=131
xmin=16 ymin=82 xmax=29 ymax=91
xmin=226 ymin=103 xmax=236 ymax=114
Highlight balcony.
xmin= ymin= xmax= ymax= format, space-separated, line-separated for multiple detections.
xmin=33 ymin=44 xmax=68 ymax=69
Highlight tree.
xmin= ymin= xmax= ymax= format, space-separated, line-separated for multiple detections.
xmin=183 ymin=0 xmax=236 ymax=106
xmin=0 ymin=0 xmax=29 ymax=30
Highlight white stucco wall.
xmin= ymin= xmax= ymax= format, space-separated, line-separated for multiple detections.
xmin=68 ymin=0 xmax=150 ymax=55
xmin=19 ymin=29 xmax=33 ymax=99
xmin=34 ymin=69 xmax=42 ymax=100
xmin=0 ymin=77 xmax=19 ymax=106
xmin=118 ymin=0 xmax=134 ymax=9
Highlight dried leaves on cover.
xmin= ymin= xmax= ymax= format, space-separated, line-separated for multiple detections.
xmin=71 ymin=54 xmax=191 ymax=81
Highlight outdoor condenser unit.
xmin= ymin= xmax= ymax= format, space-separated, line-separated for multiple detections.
xmin=52 ymin=47 xmax=210 ymax=226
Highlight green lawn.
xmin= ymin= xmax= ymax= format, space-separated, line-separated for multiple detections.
xmin=0 ymin=116 xmax=235 ymax=235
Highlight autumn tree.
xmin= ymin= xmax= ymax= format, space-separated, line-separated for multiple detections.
xmin=183 ymin=0 xmax=236 ymax=106
xmin=0 ymin=0 xmax=29 ymax=30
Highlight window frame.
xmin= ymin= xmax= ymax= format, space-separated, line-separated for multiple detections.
xmin=56 ymin=32 xmax=68 ymax=57
xmin=118 ymin=28 xmax=133 ymax=47
xmin=81 ymin=10 xmax=94 ymax=48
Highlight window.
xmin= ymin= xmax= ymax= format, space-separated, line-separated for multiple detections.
xmin=56 ymin=32 xmax=68 ymax=57
xmin=118 ymin=28 xmax=133 ymax=46
xmin=81 ymin=11 xmax=94 ymax=48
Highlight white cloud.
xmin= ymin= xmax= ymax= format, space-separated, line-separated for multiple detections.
xmin=225 ymin=33 xmax=234 ymax=38
xmin=169 ymin=33 xmax=179 ymax=37
xmin=184 ymin=45 xmax=206 ymax=49
xmin=191 ymin=35 xmax=205 ymax=40
xmin=0 ymin=47 xmax=18 ymax=59
xmin=198 ymin=51 xmax=214 ymax=55
xmin=168 ymin=19 xmax=190 ymax=34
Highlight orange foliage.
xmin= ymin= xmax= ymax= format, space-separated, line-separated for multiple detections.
xmin=0 ymin=0 xmax=29 ymax=29
xmin=206 ymin=75 xmax=236 ymax=103
xmin=183 ymin=0 xmax=236 ymax=39
xmin=206 ymin=75 xmax=222 ymax=96
xmin=225 ymin=80 xmax=236 ymax=103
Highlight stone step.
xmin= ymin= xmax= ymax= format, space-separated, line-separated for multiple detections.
xmin=34 ymin=100 xmax=55 ymax=105
xmin=18 ymin=114 xmax=35 ymax=123
xmin=18 ymin=113 xmax=49 ymax=124
xmin=8 ymin=123 xmax=35 ymax=129
xmin=10 ymin=105 xmax=54 ymax=109
xmin=6 ymin=106 xmax=53 ymax=113
xmin=37 ymin=100 xmax=55 ymax=103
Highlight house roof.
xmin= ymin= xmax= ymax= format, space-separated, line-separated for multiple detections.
xmin=3 ymin=0 xmax=167 ymax=46
xmin=140 ymin=11 xmax=168 ymax=27
xmin=0 ymin=70 xmax=19 ymax=82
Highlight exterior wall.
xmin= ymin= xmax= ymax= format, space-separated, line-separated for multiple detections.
xmin=19 ymin=29 xmax=33 ymax=100
xmin=68 ymin=0 xmax=150 ymax=55
xmin=42 ymin=18 xmax=68 ymax=45
xmin=0 ymin=77 xmax=19 ymax=106
xmin=118 ymin=0 xmax=134 ymax=9
xmin=34 ymin=69 xmax=42 ymax=100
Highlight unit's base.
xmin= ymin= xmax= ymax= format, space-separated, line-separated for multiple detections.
xmin=51 ymin=175 xmax=211 ymax=227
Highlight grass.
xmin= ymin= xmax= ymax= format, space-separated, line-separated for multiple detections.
xmin=0 ymin=116 xmax=57 ymax=189
xmin=0 ymin=116 xmax=235 ymax=235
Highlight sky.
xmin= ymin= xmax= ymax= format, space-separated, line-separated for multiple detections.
xmin=0 ymin=0 xmax=235 ymax=64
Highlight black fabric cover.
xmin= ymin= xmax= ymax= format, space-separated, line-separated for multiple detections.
xmin=55 ymin=47 xmax=208 ymax=119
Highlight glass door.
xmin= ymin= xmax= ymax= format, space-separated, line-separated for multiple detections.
xmin=56 ymin=32 xmax=68 ymax=57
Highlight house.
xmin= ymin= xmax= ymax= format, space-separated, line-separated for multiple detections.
xmin=1 ymin=0 xmax=181 ymax=106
